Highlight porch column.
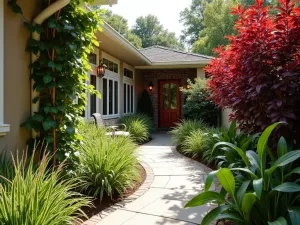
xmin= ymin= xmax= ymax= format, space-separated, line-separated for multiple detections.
xmin=197 ymin=68 xmax=205 ymax=79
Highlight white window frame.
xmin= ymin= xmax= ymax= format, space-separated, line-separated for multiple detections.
xmin=0 ymin=1 xmax=10 ymax=136
xmin=101 ymin=52 xmax=120 ymax=119
xmin=123 ymin=63 xmax=135 ymax=115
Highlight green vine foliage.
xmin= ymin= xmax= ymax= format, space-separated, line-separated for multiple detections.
xmin=9 ymin=0 xmax=103 ymax=163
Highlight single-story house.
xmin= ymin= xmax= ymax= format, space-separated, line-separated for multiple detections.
xmin=0 ymin=0 xmax=230 ymax=151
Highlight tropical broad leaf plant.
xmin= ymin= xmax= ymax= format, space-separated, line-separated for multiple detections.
xmin=210 ymin=120 xmax=257 ymax=168
xmin=185 ymin=122 xmax=300 ymax=225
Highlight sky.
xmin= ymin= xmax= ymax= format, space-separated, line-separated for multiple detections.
xmin=103 ymin=0 xmax=193 ymax=38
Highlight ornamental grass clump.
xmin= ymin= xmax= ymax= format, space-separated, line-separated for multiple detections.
xmin=119 ymin=114 xmax=154 ymax=144
xmin=182 ymin=129 xmax=217 ymax=159
xmin=75 ymin=123 xmax=140 ymax=201
xmin=0 ymin=152 xmax=90 ymax=225
xmin=170 ymin=119 xmax=208 ymax=146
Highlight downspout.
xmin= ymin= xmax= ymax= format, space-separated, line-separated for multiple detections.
xmin=31 ymin=0 xmax=70 ymax=137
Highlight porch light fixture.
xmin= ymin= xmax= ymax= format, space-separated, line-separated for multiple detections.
xmin=148 ymin=82 xmax=153 ymax=92
xmin=97 ymin=61 xmax=107 ymax=78
xmin=186 ymin=82 xmax=191 ymax=90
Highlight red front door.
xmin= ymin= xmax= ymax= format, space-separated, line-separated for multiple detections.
xmin=159 ymin=80 xmax=181 ymax=128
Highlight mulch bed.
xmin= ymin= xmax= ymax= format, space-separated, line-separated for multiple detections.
xmin=79 ymin=163 xmax=146 ymax=223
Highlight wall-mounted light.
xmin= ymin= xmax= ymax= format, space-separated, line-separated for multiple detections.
xmin=97 ymin=60 xmax=107 ymax=78
xmin=148 ymin=82 xmax=153 ymax=92
xmin=186 ymin=82 xmax=191 ymax=89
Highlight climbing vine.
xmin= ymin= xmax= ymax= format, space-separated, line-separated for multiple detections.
xmin=9 ymin=0 xmax=103 ymax=164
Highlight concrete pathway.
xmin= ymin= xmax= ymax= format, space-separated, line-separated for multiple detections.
xmin=94 ymin=133 xmax=215 ymax=225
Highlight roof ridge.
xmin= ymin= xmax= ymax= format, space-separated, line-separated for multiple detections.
xmin=141 ymin=45 xmax=213 ymax=59
xmin=155 ymin=45 xmax=213 ymax=59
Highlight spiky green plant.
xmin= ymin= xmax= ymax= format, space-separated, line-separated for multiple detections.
xmin=75 ymin=123 xmax=140 ymax=201
xmin=119 ymin=114 xmax=154 ymax=144
xmin=0 ymin=152 xmax=91 ymax=225
xmin=0 ymin=152 xmax=14 ymax=187
xmin=182 ymin=129 xmax=217 ymax=158
xmin=169 ymin=119 xmax=208 ymax=146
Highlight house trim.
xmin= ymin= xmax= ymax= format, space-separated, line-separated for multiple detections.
xmin=102 ymin=22 xmax=152 ymax=65
xmin=0 ymin=0 xmax=10 ymax=136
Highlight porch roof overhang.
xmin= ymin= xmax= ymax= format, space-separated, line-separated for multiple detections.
xmin=96 ymin=22 xmax=152 ymax=66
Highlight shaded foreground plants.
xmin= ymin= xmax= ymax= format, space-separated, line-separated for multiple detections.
xmin=0 ymin=151 xmax=90 ymax=225
xmin=74 ymin=123 xmax=140 ymax=201
xmin=185 ymin=122 xmax=300 ymax=225
xmin=119 ymin=114 xmax=154 ymax=144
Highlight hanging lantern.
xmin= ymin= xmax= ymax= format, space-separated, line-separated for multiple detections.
xmin=97 ymin=61 xmax=107 ymax=78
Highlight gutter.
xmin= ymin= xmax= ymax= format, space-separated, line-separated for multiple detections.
xmin=135 ymin=60 xmax=211 ymax=69
xmin=102 ymin=22 xmax=152 ymax=65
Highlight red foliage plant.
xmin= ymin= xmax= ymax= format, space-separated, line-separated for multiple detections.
xmin=206 ymin=0 xmax=300 ymax=139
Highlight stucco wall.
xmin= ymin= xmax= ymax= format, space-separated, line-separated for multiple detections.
xmin=222 ymin=108 xmax=232 ymax=129
xmin=0 ymin=1 xmax=37 ymax=151
xmin=137 ymin=68 xmax=198 ymax=128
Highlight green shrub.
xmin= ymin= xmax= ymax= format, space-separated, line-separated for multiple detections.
xmin=181 ymin=129 xmax=218 ymax=159
xmin=169 ymin=119 xmax=208 ymax=146
xmin=75 ymin=123 xmax=140 ymax=201
xmin=185 ymin=122 xmax=300 ymax=225
xmin=181 ymin=78 xmax=220 ymax=126
xmin=137 ymin=90 xmax=154 ymax=119
xmin=0 ymin=153 xmax=90 ymax=225
xmin=119 ymin=114 xmax=154 ymax=144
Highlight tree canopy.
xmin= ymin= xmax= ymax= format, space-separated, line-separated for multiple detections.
xmin=181 ymin=0 xmax=282 ymax=56
xmin=192 ymin=0 xmax=237 ymax=56
xmin=179 ymin=0 xmax=211 ymax=46
xmin=132 ymin=15 xmax=183 ymax=49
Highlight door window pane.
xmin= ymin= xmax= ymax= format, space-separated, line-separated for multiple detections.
xmin=170 ymin=83 xmax=177 ymax=109
xmin=163 ymin=83 xmax=169 ymax=109
xmin=103 ymin=79 xmax=107 ymax=115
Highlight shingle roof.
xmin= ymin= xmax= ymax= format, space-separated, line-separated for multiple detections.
xmin=139 ymin=46 xmax=213 ymax=63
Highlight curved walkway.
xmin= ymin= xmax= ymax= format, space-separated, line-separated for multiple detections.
xmin=84 ymin=133 xmax=216 ymax=225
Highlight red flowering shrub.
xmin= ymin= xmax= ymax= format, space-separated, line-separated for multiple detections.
xmin=206 ymin=0 xmax=300 ymax=139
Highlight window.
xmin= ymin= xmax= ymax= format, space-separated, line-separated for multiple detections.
xmin=88 ymin=53 xmax=97 ymax=65
xmin=124 ymin=83 xmax=134 ymax=114
xmin=90 ymin=75 xmax=97 ymax=116
xmin=103 ymin=58 xmax=118 ymax=73
xmin=124 ymin=68 xmax=133 ymax=79
xmin=103 ymin=78 xmax=119 ymax=116
xmin=0 ymin=1 xmax=9 ymax=135
xmin=123 ymin=67 xmax=134 ymax=114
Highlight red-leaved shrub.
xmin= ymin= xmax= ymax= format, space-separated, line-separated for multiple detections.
xmin=206 ymin=0 xmax=300 ymax=140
